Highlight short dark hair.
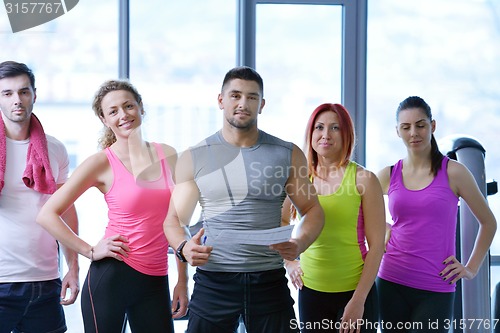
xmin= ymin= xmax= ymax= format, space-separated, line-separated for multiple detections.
xmin=221 ymin=66 xmax=264 ymax=96
xmin=0 ymin=61 xmax=35 ymax=90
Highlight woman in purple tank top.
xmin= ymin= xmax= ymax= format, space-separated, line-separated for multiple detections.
xmin=376 ymin=96 xmax=496 ymax=332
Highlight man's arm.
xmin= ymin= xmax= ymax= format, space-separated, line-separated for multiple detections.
xmin=57 ymin=184 xmax=80 ymax=305
xmin=271 ymin=145 xmax=324 ymax=260
xmin=163 ymin=149 xmax=212 ymax=266
xmin=171 ymin=256 xmax=189 ymax=319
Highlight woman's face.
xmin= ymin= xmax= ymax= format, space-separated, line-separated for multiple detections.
xmin=311 ymin=110 xmax=343 ymax=159
xmin=396 ymin=107 xmax=435 ymax=152
xmin=99 ymin=90 xmax=143 ymax=138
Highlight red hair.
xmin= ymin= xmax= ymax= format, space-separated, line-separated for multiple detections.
xmin=304 ymin=103 xmax=356 ymax=179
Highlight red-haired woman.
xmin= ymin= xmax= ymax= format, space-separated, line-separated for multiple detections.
xmin=283 ymin=103 xmax=385 ymax=332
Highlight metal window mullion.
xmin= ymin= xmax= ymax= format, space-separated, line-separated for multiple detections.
xmin=118 ymin=0 xmax=130 ymax=79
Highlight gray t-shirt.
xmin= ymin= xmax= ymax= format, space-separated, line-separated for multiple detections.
xmin=191 ymin=130 xmax=293 ymax=272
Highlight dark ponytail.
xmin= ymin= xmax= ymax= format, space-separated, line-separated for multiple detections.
xmin=430 ymin=134 xmax=444 ymax=176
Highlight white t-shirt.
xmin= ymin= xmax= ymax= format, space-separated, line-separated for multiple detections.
xmin=0 ymin=135 xmax=69 ymax=282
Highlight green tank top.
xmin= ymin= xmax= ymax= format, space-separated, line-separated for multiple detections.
xmin=301 ymin=161 xmax=367 ymax=292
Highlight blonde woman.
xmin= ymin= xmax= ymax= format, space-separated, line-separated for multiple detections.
xmin=37 ymin=80 xmax=187 ymax=333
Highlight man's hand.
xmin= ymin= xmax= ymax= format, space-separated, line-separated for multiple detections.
xmin=183 ymin=228 xmax=213 ymax=266
xmin=269 ymin=238 xmax=300 ymax=261
xmin=60 ymin=268 xmax=79 ymax=305
xmin=171 ymin=281 xmax=189 ymax=319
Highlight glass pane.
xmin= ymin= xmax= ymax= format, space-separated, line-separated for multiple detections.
xmin=0 ymin=2 xmax=118 ymax=331
xmin=366 ymin=0 xmax=500 ymax=299
xmin=130 ymin=0 xmax=236 ymax=153
xmin=256 ymin=3 xmax=343 ymax=320
xmin=130 ymin=1 xmax=236 ymax=332
xmin=256 ymin=4 xmax=343 ymax=149
xmin=367 ymin=0 xmax=500 ymax=250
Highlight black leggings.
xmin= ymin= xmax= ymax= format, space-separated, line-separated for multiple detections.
xmin=81 ymin=258 xmax=174 ymax=333
xmin=298 ymin=284 xmax=379 ymax=333
xmin=376 ymin=278 xmax=454 ymax=333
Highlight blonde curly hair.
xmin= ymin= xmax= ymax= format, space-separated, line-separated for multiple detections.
xmin=92 ymin=79 xmax=143 ymax=149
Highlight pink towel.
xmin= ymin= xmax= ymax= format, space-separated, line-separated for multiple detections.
xmin=0 ymin=113 xmax=57 ymax=195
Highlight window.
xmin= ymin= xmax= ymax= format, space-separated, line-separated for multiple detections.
xmin=366 ymin=0 xmax=500 ymax=302
xmin=255 ymin=4 xmax=343 ymax=148
xmin=129 ymin=1 xmax=236 ymax=331
xmin=130 ymin=0 xmax=236 ymax=153
xmin=1 ymin=2 xmax=118 ymax=330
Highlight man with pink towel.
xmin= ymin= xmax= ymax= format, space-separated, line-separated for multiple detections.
xmin=0 ymin=61 xmax=79 ymax=333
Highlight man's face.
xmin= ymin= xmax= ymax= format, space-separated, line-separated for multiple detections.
xmin=218 ymin=79 xmax=265 ymax=130
xmin=0 ymin=74 xmax=36 ymax=124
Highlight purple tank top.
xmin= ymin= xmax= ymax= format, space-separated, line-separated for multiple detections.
xmin=378 ymin=157 xmax=459 ymax=292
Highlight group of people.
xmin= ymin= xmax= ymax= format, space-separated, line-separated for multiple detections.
xmin=0 ymin=60 xmax=496 ymax=333
xmin=283 ymin=97 xmax=496 ymax=333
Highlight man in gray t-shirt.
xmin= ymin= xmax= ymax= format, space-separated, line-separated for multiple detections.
xmin=164 ymin=66 xmax=324 ymax=333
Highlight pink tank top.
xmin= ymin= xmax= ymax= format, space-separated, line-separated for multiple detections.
xmin=103 ymin=143 xmax=174 ymax=276
xmin=378 ymin=157 xmax=459 ymax=292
